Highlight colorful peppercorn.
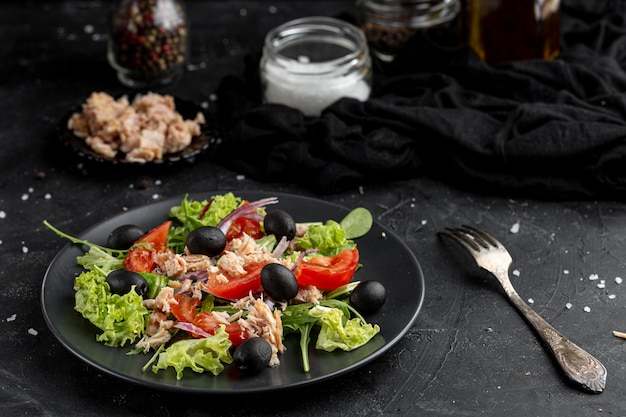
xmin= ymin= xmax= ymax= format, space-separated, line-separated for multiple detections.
xmin=108 ymin=0 xmax=187 ymax=87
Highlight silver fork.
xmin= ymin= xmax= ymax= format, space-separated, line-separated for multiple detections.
xmin=441 ymin=225 xmax=607 ymax=393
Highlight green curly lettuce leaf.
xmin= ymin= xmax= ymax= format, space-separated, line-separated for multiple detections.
xmin=297 ymin=220 xmax=355 ymax=256
xmin=168 ymin=193 xmax=243 ymax=252
xmin=74 ymin=270 xmax=148 ymax=347
xmin=309 ymin=305 xmax=379 ymax=352
xmin=151 ymin=327 xmax=233 ymax=379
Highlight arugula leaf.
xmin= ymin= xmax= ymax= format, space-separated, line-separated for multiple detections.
xmin=43 ymin=220 xmax=126 ymax=274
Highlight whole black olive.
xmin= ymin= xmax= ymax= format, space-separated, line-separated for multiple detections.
xmin=106 ymin=269 xmax=149 ymax=298
xmin=186 ymin=226 xmax=227 ymax=257
xmin=349 ymin=280 xmax=387 ymax=315
xmin=107 ymin=224 xmax=145 ymax=249
xmin=263 ymin=209 xmax=296 ymax=241
xmin=260 ymin=263 xmax=299 ymax=301
xmin=233 ymin=337 xmax=272 ymax=375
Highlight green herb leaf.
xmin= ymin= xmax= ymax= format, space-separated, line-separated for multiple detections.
xmin=340 ymin=207 xmax=373 ymax=240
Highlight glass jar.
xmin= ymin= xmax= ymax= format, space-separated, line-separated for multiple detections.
xmin=468 ymin=0 xmax=561 ymax=65
xmin=107 ymin=0 xmax=188 ymax=88
xmin=260 ymin=16 xmax=372 ymax=117
xmin=359 ymin=0 xmax=461 ymax=62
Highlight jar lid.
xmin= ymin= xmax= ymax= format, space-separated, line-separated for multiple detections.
xmin=362 ymin=0 xmax=460 ymax=29
xmin=263 ymin=16 xmax=369 ymax=77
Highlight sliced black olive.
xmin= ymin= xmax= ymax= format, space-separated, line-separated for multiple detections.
xmin=186 ymin=226 xmax=227 ymax=257
xmin=233 ymin=337 xmax=272 ymax=375
xmin=349 ymin=280 xmax=387 ymax=315
xmin=106 ymin=269 xmax=149 ymax=298
xmin=263 ymin=209 xmax=296 ymax=241
xmin=260 ymin=263 xmax=299 ymax=301
xmin=107 ymin=224 xmax=145 ymax=249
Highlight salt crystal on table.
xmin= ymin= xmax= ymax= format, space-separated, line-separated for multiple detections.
xmin=0 ymin=210 xmax=6 ymax=219
xmin=510 ymin=222 xmax=520 ymax=233
xmin=616 ymin=277 xmax=623 ymax=284
xmin=6 ymin=314 xmax=16 ymax=321
xmin=589 ymin=274 xmax=599 ymax=281
xmin=28 ymin=328 xmax=38 ymax=336
xmin=565 ymin=303 xmax=572 ymax=309
xmin=583 ymin=306 xmax=591 ymax=313
xmin=512 ymin=269 xmax=520 ymax=276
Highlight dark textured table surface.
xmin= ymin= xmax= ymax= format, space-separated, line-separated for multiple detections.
xmin=2 ymin=1 xmax=626 ymax=416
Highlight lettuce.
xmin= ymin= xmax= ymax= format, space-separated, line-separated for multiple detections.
xmin=43 ymin=220 xmax=126 ymax=274
xmin=151 ymin=327 xmax=233 ymax=379
xmin=297 ymin=220 xmax=355 ymax=256
xmin=309 ymin=305 xmax=380 ymax=352
xmin=169 ymin=192 xmax=242 ymax=228
xmin=168 ymin=193 xmax=243 ymax=252
xmin=74 ymin=270 xmax=148 ymax=347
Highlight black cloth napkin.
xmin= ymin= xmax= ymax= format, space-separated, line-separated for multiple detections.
xmin=213 ymin=1 xmax=626 ymax=199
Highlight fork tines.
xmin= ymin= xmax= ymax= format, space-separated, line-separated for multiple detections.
xmin=442 ymin=225 xmax=499 ymax=252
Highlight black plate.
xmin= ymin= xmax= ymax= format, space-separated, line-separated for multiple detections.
xmin=41 ymin=191 xmax=424 ymax=393
xmin=57 ymin=96 xmax=217 ymax=165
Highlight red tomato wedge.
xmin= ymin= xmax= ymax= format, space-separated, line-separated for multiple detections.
xmin=171 ymin=294 xmax=247 ymax=346
xmin=226 ymin=217 xmax=263 ymax=240
xmin=170 ymin=293 xmax=200 ymax=323
xmin=201 ymin=262 xmax=266 ymax=300
xmin=294 ymin=248 xmax=359 ymax=291
xmin=193 ymin=312 xmax=247 ymax=346
xmin=124 ymin=220 xmax=172 ymax=272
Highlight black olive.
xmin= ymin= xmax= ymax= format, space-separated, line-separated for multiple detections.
xmin=107 ymin=224 xmax=145 ymax=249
xmin=260 ymin=263 xmax=299 ymax=301
xmin=263 ymin=209 xmax=296 ymax=241
xmin=349 ymin=280 xmax=387 ymax=315
xmin=106 ymin=269 xmax=149 ymax=298
xmin=186 ymin=226 xmax=226 ymax=257
xmin=233 ymin=337 xmax=272 ymax=375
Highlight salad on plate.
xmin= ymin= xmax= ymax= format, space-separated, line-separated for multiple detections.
xmin=44 ymin=192 xmax=387 ymax=380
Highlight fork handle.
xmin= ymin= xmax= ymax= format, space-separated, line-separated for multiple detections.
xmin=506 ymin=291 xmax=607 ymax=393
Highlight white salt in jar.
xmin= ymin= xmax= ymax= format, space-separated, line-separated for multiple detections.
xmin=260 ymin=16 xmax=372 ymax=117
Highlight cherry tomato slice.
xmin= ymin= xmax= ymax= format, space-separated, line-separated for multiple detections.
xmin=124 ymin=247 xmax=155 ymax=272
xmin=193 ymin=312 xmax=247 ymax=346
xmin=124 ymin=220 xmax=172 ymax=272
xmin=138 ymin=220 xmax=171 ymax=248
xmin=226 ymin=217 xmax=264 ymax=240
xmin=294 ymin=248 xmax=359 ymax=291
xmin=201 ymin=263 xmax=265 ymax=300
xmin=170 ymin=293 xmax=200 ymax=323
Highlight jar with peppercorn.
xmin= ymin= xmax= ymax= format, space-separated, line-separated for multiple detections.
xmin=359 ymin=0 xmax=461 ymax=62
xmin=107 ymin=0 xmax=188 ymax=88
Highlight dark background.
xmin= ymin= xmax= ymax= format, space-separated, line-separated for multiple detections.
xmin=1 ymin=1 xmax=626 ymax=416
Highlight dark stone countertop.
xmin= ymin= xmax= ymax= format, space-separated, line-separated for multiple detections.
xmin=1 ymin=1 xmax=625 ymax=416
